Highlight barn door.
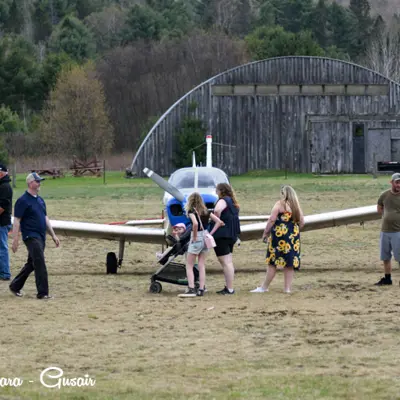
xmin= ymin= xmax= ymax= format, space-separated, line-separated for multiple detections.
xmin=391 ymin=129 xmax=400 ymax=162
xmin=366 ymin=129 xmax=391 ymax=173
xmin=352 ymin=124 xmax=365 ymax=173
xmin=309 ymin=121 xmax=351 ymax=173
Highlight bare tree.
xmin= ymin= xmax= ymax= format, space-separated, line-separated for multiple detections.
xmin=214 ymin=0 xmax=242 ymax=32
xmin=364 ymin=21 xmax=400 ymax=82
xmin=96 ymin=29 xmax=248 ymax=152
xmin=40 ymin=63 xmax=113 ymax=161
xmin=84 ymin=5 xmax=127 ymax=53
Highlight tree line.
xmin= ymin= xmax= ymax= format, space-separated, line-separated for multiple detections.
xmin=0 ymin=0 xmax=399 ymax=164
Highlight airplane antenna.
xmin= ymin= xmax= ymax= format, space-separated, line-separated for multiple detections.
xmin=206 ymin=135 xmax=212 ymax=167
xmin=192 ymin=151 xmax=196 ymax=168
xmin=194 ymin=152 xmax=198 ymax=189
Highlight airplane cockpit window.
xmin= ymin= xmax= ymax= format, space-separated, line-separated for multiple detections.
xmin=176 ymin=175 xmax=194 ymax=188
xmin=169 ymin=168 xmax=229 ymax=189
xmin=198 ymin=174 xmax=217 ymax=188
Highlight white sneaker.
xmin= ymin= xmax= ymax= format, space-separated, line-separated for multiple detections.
xmin=250 ymin=287 xmax=268 ymax=293
xmin=178 ymin=287 xmax=197 ymax=298
xmin=284 ymin=289 xmax=291 ymax=294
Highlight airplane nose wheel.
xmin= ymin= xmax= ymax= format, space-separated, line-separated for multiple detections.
xmin=149 ymin=281 xmax=162 ymax=293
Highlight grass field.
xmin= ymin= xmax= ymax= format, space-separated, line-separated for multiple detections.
xmin=0 ymin=171 xmax=398 ymax=400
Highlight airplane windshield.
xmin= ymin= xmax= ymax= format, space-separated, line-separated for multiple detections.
xmin=169 ymin=168 xmax=229 ymax=189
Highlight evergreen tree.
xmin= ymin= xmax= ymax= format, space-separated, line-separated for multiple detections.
xmin=0 ymin=0 xmax=13 ymax=27
xmin=349 ymin=0 xmax=373 ymax=58
xmin=327 ymin=2 xmax=357 ymax=57
xmin=32 ymin=0 xmax=82 ymax=42
xmin=122 ymin=4 xmax=164 ymax=43
xmin=173 ymin=116 xmax=206 ymax=169
xmin=0 ymin=104 xmax=25 ymax=163
xmin=294 ymin=30 xmax=325 ymax=56
xmin=0 ymin=104 xmax=24 ymax=133
xmin=192 ymin=0 xmax=214 ymax=29
xmin=49 ymin=15 xmax=96 ymax=62
xmin=0 ymin=35 xmax=43 ymax=113
xmin=42 ymin=52 xmax=74 ymax=93
xmin=256 ymin=0 xmax=276 ymax=27
xmin=245 ymin=25 xmax=324 ymax=60
xmin=309 ymin=0 xmax=329 ymax=48
xmin=269 ymin=0 xmax=313 ymax=33
xmin=75 ymin=0 xmax=110 ymax=20
xmin=161 ymin=0 xmax=191 ymax=38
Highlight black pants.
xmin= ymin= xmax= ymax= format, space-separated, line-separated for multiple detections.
xmin=10 ymin=237 xmax=48 ymax=298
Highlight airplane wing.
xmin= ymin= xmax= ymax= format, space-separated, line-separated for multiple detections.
xmin=119 ymin=215 xmax=270 ymax=226
xmin=239 ymin=205 xmax=379 ymax=241
xmin=113 ymin=219 xmax=165 ymax=226
xmin=47 ymin=205 xmax=379 ymax=244
xmin=49 ymin=220 xmax=165 ymax=244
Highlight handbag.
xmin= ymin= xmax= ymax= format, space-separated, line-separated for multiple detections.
xmin=204 ymin=231 xmax=216 ymax=248
xmin=194 ymin=208 xmax=216 ymax=248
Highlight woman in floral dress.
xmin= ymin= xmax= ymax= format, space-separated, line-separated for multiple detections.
xmin=250 ymin=185 xmax=304 ymax=293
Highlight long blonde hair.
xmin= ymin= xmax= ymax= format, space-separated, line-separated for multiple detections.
xmin=185 ymin=192 xmax=208 ymax=216
xmin=216 ymin=183 xmax=240 ymax=209
xmin=280 ymin=185 xmax=301 ymax=223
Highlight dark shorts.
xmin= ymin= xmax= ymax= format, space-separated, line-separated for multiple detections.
xmin=214 ymin=238 xmax=236 ymax=257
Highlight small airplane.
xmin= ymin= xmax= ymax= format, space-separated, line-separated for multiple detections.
xmin=143 ymin=135 xmax=231 ymax=230
xmin=45 ymin=135 xmax=381 ymax=273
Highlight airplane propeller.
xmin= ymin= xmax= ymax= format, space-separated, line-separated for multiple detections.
xmin=143 ymin=167 xmax=185 ymax=203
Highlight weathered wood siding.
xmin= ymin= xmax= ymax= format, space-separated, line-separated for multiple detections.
xmin=130 ymin=56 xmax=400 ymax=176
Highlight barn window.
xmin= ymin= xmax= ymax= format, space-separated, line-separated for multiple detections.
xmin=353 ymin=124 xmax=364 ymax=137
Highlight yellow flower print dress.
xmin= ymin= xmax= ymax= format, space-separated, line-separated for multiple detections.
xmin=266 ymin=212 xmax=300 ymax=269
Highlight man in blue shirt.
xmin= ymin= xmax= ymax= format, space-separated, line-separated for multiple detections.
xmin=9 ymin=172 xmax=60 ymax=299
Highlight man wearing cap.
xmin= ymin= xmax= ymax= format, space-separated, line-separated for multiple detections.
xmin=0 ymin=164 xmax=12 ymax=280
xmin=9 ymin=172 xmax=60 ymax=299
xmin=375 ymin=172 xmax=400 ymax=285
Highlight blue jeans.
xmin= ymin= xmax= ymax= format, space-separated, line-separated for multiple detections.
xmin=0 ymin=224 xmax=11 ymax=279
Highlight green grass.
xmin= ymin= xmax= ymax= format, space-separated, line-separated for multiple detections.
xmin=12 ymin=172 xmax=160 ymax=200
xmin=12 ymin=170 xmax=390 ymax=200
xmin=1 ymin=374 xmax=397 ymax=400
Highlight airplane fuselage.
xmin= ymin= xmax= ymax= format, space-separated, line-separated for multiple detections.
xmin=163 ymin=166 xmax=229 ymax=228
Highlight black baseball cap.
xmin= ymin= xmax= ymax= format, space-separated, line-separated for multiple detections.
xmin=0 ymin=164 xmax=8 ymax=172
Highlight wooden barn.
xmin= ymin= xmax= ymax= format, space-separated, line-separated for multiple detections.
xmin=129 ymin=56 xmax=400 ymax=176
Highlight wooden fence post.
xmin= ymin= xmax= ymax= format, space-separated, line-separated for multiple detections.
xmin=372 ymin=152 xmax=377 ymax=179
xmin=12 ymin=162 xmax=16 ymax=188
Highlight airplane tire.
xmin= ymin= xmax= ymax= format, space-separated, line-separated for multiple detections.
xmin=149 ymin=281 xmax=162 ymax=293
xmin=106 ymin=252 xmax=118 ymax=274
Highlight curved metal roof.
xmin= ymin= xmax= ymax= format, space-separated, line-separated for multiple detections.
xmin=129 ymin=56 xmax=400 ymax=176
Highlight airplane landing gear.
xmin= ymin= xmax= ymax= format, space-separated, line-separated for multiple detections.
xmin=106 ymin=252 xmax=118 ymax=274
xmin=106 ymin=238 xmax=126 ymax=274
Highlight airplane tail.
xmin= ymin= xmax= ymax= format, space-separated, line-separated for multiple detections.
xmin=206 ymin=135 xmax=212 ymax=167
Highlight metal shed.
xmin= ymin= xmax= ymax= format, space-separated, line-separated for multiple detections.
xmin=129 ymin=56 xmax=400 ymax=176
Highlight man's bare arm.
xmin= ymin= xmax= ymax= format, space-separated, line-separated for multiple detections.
xmin=11 ymin=217 xmax=20 ymax=253
xmin=46 ymin=216 xmax=60 ymax=247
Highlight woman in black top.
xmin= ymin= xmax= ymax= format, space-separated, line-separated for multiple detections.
xmin=212 ymin=183 xmax=240 ymax=295
xmin=178 ymin=192 xmax=223 ymax=297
